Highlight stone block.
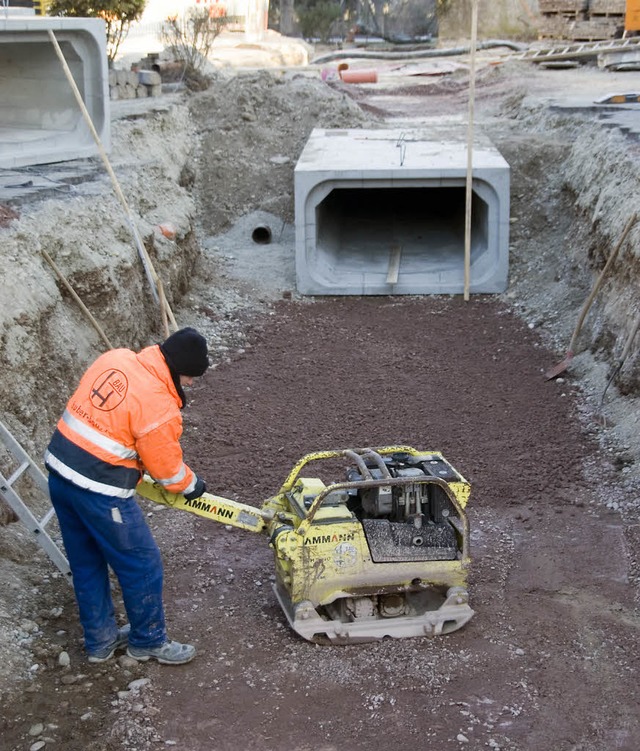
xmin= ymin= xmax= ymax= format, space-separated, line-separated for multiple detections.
xmin=137 ymin=69 xmax=162 ymax=86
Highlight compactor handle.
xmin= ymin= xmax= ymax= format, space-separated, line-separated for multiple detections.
xmin=136 ymin=476 xmax=271 ymax=534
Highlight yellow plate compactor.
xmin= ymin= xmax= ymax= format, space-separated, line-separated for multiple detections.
xmin=137 ymin=446 xmax=473 ymax=645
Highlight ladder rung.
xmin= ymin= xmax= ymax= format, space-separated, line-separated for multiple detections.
xmin=6 ymin=460 xmax=29 ymax=488
xmin=40 ymin=507 xmax=56 ymax=529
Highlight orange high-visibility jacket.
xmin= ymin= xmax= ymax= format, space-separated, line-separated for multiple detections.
xmin=45 ymin=345 xmax=198 ymax=499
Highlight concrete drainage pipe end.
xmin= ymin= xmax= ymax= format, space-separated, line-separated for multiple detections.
xmin=252 ymin=225 xmax=272 ymax=245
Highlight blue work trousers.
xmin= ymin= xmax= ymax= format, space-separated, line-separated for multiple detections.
xmin=48 ymin=472 xmax=167 ymax=653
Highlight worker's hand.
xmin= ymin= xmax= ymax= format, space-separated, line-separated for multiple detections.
xmin=184 ymin=476 xmax=206 ymax=501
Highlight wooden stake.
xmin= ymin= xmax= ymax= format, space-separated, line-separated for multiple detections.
xmin=41 ymin=249 xmax=114 ymax=350
xmin=464 ymin=0 xmax=479 ymax=302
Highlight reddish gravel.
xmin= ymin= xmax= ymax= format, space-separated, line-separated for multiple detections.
xmin=145 ymin=296 xmax=637 ymax=751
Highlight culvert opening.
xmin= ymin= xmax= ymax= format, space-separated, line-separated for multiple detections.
xmin=1 ymin=42 xmax=80 ymax=131
xmin=316 ymin=186 xmax=489 ymax=276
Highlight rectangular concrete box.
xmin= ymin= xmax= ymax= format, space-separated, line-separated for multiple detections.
xmin=294 ymin=127 xmax=510 ymax=296
xmin=0 ymin=16 xmax=110 ymax=169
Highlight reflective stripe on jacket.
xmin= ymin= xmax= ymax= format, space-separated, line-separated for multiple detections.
xmin=45 ymin=345 xmax=197 ymax=499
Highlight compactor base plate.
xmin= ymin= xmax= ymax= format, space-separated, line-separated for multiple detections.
xmin=273 ymin=583 xmax=474 ymax=645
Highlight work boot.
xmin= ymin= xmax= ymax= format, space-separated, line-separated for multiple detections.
xmin=87 ymin=624 xmax=131 ymax=663
xmin=126 ymin=640 xmax=195 ymax=665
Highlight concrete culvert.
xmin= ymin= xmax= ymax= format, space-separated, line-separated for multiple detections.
xmin=294 ymin=127 xmax=510 ymax=296
xmin=0 ymin=17 xmax=110 ymax=169
xmin=252 ymin=225 xmax=272 ymax=244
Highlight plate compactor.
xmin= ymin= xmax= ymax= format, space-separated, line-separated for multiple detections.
xmin=137 ymin=446 xmax=473 ymax=645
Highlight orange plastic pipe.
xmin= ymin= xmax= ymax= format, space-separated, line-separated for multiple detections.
xmin=338 ymin=63 xmax=378 ymax=84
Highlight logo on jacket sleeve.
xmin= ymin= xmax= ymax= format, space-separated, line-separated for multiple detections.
xmin=89 ymin=370 xmax=129 ymax=411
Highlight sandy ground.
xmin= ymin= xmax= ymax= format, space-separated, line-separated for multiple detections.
xmin=2 ymin=37 xmax=640 ymax=751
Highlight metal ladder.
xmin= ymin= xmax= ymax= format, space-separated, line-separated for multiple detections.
xmin=0 ymin=419 xmax=72 ymax=582
xmin=510 ymin=36 xmax=640 ymax=63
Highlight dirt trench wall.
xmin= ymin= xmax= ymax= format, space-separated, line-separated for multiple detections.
xmin=495 ymin=96 xmax=640 ymax=365
xmin=540 ymin=121 xmax=640 ymax=396
xmin=0 ymin=101 xmax=199 ymax=462
xmin=562 ymin=125 xmax=640 ymax=394
xmin=493 ymin=95 xmax=640 ymax=469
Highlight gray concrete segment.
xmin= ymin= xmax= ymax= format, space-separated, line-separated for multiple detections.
xmin=0 ymin=16 xmax=110 ymax=169
xmin=294 ymin=127 xmax=510 ymax=296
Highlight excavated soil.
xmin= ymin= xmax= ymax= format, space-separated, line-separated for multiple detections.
xmin=2 ymin=48 xmax=640 ymax=751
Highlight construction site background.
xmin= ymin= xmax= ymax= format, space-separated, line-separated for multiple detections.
xmin=9 ymin=0 xmax=640 ymax=50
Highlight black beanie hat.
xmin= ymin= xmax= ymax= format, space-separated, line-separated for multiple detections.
xmin=160 ymin=327 xmax=209 ymax=377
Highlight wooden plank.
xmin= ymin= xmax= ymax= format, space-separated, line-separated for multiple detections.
xmin=386 ymin=244 xmax=402 ymax=285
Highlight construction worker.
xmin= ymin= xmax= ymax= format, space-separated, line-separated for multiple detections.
xmin=45 ymin=327 xmax=209 ymax=665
